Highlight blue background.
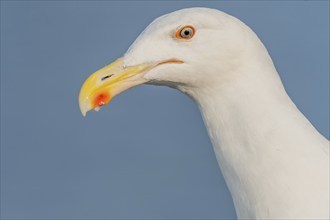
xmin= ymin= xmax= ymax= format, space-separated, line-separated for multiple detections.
xmin=1 ymin=1 xmax=329 ymax=219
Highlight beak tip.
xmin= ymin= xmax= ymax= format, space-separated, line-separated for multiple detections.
xmin=80 ymin=108 xmax=87 ymax=117
xmin=79 ymin=99 xmax=90 ymax=117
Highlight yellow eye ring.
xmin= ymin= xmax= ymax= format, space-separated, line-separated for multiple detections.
xmin=175 ymin=25 xmax=195 ymax=40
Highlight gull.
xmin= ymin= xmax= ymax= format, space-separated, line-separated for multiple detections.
xmin=78 ymin=8 xmax=329 ymax=219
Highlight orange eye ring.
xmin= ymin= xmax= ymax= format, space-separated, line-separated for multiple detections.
xmin=175 ymin=25 xmax=195 ymax=40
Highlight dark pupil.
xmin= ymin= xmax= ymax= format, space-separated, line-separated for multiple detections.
xmin=184 ymin=30 xmax=190 ymax=36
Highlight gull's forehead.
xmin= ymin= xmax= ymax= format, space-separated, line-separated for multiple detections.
xmin=145 ymin=7 xmax=231 ymax=34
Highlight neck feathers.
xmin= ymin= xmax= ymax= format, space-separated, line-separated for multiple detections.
xmin=185 ymin=66 xmax=329 ymax=219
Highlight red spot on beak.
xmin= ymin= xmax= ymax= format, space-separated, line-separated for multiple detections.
xmin=93 ymin=92 xmax=112 ymax=108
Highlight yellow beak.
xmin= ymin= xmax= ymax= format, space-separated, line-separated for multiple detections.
xmin=78 ymin=57 xmax=154 ymax=116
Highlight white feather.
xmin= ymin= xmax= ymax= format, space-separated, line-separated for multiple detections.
xmin=124 ymin=8 xmax=330 ymax=219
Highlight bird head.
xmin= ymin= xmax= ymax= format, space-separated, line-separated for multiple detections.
xmin=79 ymin=7 xmax=267 ymax=116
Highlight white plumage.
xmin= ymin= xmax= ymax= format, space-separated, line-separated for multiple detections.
xmin=80 ymin=7 xmax=330 ymax=219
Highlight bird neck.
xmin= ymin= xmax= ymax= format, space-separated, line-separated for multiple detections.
xmin=184 ymin=67 xmax=328 ymax=218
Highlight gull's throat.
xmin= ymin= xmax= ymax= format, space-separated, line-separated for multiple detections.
xmin=190 ymin=69 xmax=329 ymax=219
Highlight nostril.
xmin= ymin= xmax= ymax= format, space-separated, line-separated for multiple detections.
xmin=101 ymin=74 xmax=114 ymax=81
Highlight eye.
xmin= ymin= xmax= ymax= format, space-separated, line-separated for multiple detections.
xmin=175 ymin=25 xmax=195 ymax=40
